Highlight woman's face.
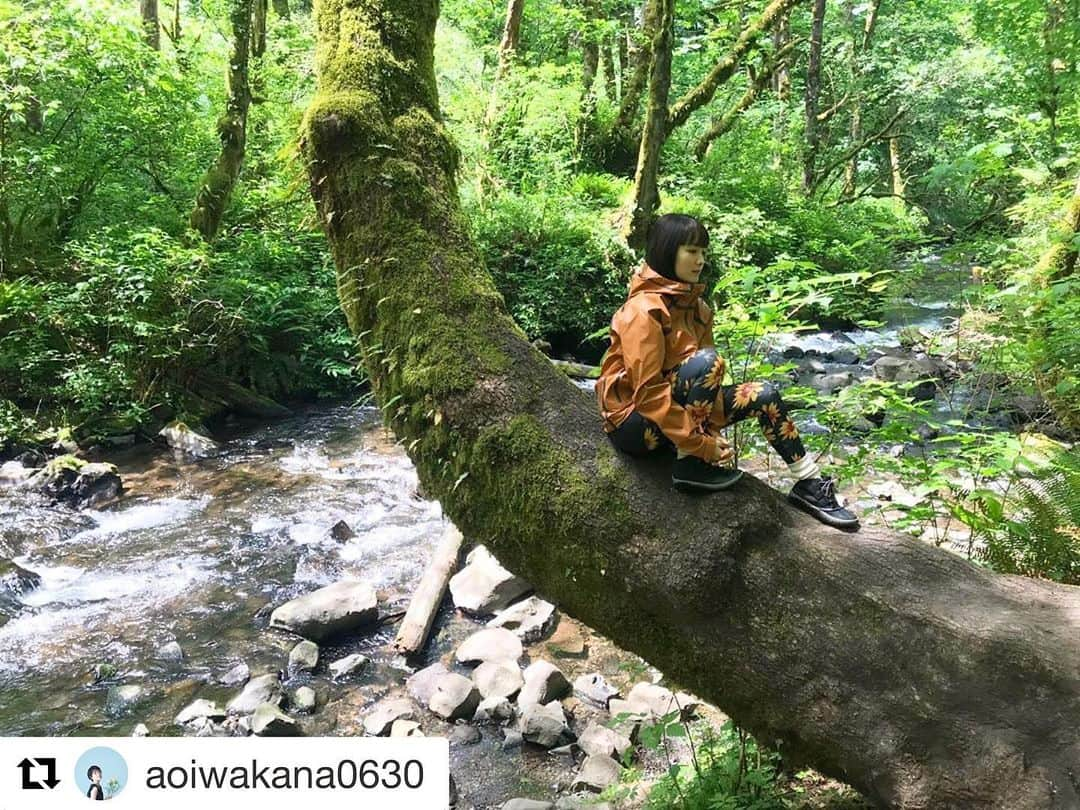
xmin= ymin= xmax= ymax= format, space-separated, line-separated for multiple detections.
xmin=674 ymin=243 xmax=707 ymax=283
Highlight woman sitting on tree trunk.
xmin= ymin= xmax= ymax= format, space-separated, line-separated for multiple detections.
xmin=596 ymin=214 xmax=858 ymax=529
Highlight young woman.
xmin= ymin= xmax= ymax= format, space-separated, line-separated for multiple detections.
xmin=596 ymin=213 xmax=858 ymax=529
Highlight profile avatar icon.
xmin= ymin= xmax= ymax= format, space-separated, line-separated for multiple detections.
xmin=75 ymin=746 xmax=128 ymax=801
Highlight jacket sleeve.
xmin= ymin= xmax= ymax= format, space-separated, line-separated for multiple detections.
xmin=613 ymin=303 xmax=713 ymax=458
xmin=698 ymin=300 xmax=715 ymax=349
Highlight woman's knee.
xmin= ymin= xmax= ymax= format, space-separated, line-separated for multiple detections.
xmin=676 ymin=348 xmax=719 ymax=383
xmin=757 ymin=381 xmax=783 ymax=406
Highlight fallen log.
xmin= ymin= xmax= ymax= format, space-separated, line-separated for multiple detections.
xmin=300 ymin=3 xmax=1080 ymax=807
xmin=394 ymin=524 xmax=463 ymax=655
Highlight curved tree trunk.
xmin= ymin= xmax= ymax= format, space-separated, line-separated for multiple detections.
xmin=190 ymin=0 xmax=252 ymax=241
xmin=301 ymin=2 xmax=1080 ymax=808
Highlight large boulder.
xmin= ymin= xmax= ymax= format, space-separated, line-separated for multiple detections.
xmin=577 ymin=722 xmax=633 ymax=760
xmin=0 ymin=560 xmax=42 ymax=600
xmin=363 ymin=698 xmax=415 ymax=736
xmin=518 ymin=661 xmax=571 ymax=707
xmin=269 ymin=580 xmax=378 ymax=642
xmin=251 ymin=702 xmax=301 ymax=736
xmin=488 ymin=596 xmax=557 ymax=642
xmin=158 ymin=421 xmax=218 ymax=458
xmin=472 ymin=660 xmax=523 ymax=700
xmin=571 ymin=755 xmax=622 ymax=793
xmin=519 ymin=701 xmax=572 ymax=748
xmin=449 ymin=545 xmax=531 ymax=615
xmin=30 ymin=457 xmax=121 ymax=507
xmin=406 ymin=662 xmax=449 ymax=705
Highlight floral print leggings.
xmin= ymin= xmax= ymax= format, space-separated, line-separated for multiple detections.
xmin=607 ymin=348 xmax=808 ymax=463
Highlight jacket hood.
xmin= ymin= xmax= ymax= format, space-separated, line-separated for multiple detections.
xmin=628 ymin=262 xmax=705 ymax=305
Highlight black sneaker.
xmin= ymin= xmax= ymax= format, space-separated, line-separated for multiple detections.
xmin=788 ymin=476 xmax=859 ymax=529
xmin=672 ymin=456 xmax=743 ymax=492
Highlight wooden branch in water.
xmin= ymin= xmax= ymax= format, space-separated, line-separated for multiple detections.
xmin=393 ymin=525 xmax=463 ymax=656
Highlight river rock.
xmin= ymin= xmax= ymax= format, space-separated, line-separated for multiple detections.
xmin=390 ymin=719 xmax=423 ymax=737
xmin=251 ymin=702 xmax=300 ymax=736
xmin=105 ymin=684 xmax=144 ymax=716
xmin=626 ymin=682 xmax=698 ymax=719
xmin=227 ymin=673 xmax=283 ymax=715
xmin=577 ymin=722 xmax=633 ymax=760
xmin=518 ymin=661 xmax=571 ymax=707
xmin=806 ymin=359 xmax=827 ymax=374
xmin=288 ymin=640 xmax=319 ymax=675
xmin=406 ymin=662 xmax=449 ymax=705
xmin=487 ymin=596 xmax=556 ymax=642
xmin=473 ymin=696 xmax=515 ymax=724
xmin=501 ymin=801 xmax=554 ymax=810
xmin=449 ymin=546 xmax=531 ymax=615
xmin=872 ymin=355 xmax=938 ymax=383
xmin=813 ymin=371 xmax=855 ymax=393
xmin=363 ymin=698 xmax=415 ymax=736
xmin=472 ymin=660 xmax=523 ymax=700
xmin=573 ymin=673 xmax=619 ymax=709
xmin=781 ymin=345 xmax=805 ymax=359
xmin=269 ymin=580 xmax=379 ymax=642
xmin=0 ymin=560 xmax=42 ymax=599
xmin=330 ymin=520 xmax=355 ymax=540
xmin=175 ymin=699 xmax=226 ymax=726
xmin=519 ymin=701 xmax=572 ymax=748
xmin=827 ymin=348 xmax=860 ymax=365
xmin=328 ymin=653 xmax=369 ymax=681
xmin=0 ymin=461 xmax=34 ymax=486
xmin=132 ymin=723 xmax=150 ymax=737
xmin=31 ymin=457 xmax=121 ymax=507
xmin=450 ymin=724 xmax=481 ymax=746
xmin=220 ymin=662 xmax=250 ymax=687
xmin=428 ymin=673 xmax=481 ymax=721
xmin=155 ymin=641 xmax=184 ymax=664
xmin=456 ymin=627 xmax=523 ymax=665
xmin=555 ymin=800 xmax=614 ymax=810
xmin=292 ymin=686 xmax=316 ymax=714
xmin=502 ymin=728 xmax=524 ymax=749
xmin=572 ymin=756 xmax=622 ymax=793
xmin=159 ymin=421 xmax=218 ymax=458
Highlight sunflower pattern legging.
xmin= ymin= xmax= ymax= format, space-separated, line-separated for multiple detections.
xmin=607 ymin=347 xmax=809 ymax=463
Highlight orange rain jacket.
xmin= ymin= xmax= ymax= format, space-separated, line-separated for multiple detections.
xmin=596 ymin=263 xmax=722 ymax=459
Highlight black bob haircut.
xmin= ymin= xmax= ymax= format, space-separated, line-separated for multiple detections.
xmin=645 ymin=214 xmax=710 ymax=280
xmin=87 ymin=765 xmax=102 ymax=778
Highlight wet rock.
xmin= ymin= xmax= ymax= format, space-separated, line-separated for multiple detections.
xmin=14 ymin=449 xmax=46 ymax=468
xmin=159 ymin=421 xmax=218 ymax=458
xmin=175 ymin=699 xmax=226 ymax=726
xmin=328 ymin=653 xmax=370 ymax=681
xmin=269 ymin=580 xmax=379 ymax=642
xmin=363 ymin=698 xmax=415 ymax=736
xmin=288 ymin=640 xmax=319 ymax=675
xmin=131 ymin=723 xmax=150 ymax=737
xmin=574 ymin=673 xmax=619 ymax=709
xmin=472 ymin=660 xmax=523 ymax=700
xmin=0 ymin=461 xmax=34 ymax=486
xmin=155 ymin=641 xmax=184 ymax=664
xmin=519 ymin=661 xmax=571 ymax=707
xmin=916 ymin=423 xmax=940 ymax=442
xmin=473 ymin=696 xmax=515 ymax=725
xmin=850 ymin=416 xmax=876 ymax=434
xmin=782 ymin=345 xmax=805 ymax=359
xmin=827 ymin=348 xmax=860 ymax=365
xmin=487 ymin=596 xmax=556 ymax=642
xmin=227 ymin=673 xmax=283 ymax=715
xmin=555 ymin=800 xmax=614 ymax=810
xmin=105 ymin=685 xmax=144 ymax=716
xmin=872 ymin=355 xmax=938 ymax=384
xmin=0 ymin=560 xmax=42 ymax=599
xmin=406 ymin=662 xmax=449 ymax=705
xmin=812 ymin=372 xmax=855 ymax=393
xmin=501 ymin=801 xmax=554 ymax=810
xmin=292 ymin=687 xmax=316 ymax=714
xmin=449 ymin=546 xmax=531 ymax=616
xmin=390 ymin=719 xmax=423 ymax=738
xmin=456 ymin=627 xmax=523 ymax=666
xmin=450 ymin=724 xmax=481 ymax=746
xmin=799 ymin=417 xmax=831 ymax=437
xmin=428 ymin=673 xmax=481 ymax=721
xmin=571 ymin=755 xmax=622 ymax=793
xmin=30 ymin=457 xmax=121 ymax=507
xmin=806 ymin=359 xmax=827 ymax=375
xmin=330 ymin=520 xmax=355 ymax=541
xmin=520 ymin=701 xmax=572 ymax=748
xmin=578 ymin=722 xmax=633 ymax=760
xmin=251 ymin=702 xmax=300 ymax=736
xmin=220 ymin=662 xmax=250 ymax=687
xmin=502 ymin=728 xmax=524 ymax=749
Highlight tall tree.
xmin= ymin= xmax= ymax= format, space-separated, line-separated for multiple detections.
xmin=190 ymin=0 xmax=252 ymax=241
xmin=802 ymin=0 xmax=826 ymax=193
xmin=140 ymin=0 xmax=160 ymax=50
xmin=841 ymin=0 xmax=881 ymax=198
xmin=253 ymin=0 xmax=268 ymax=58
xmin=494 ymin=0 xmax=525 ymax=80
xmin=302 ymin=4 xmax=1080 ymax=808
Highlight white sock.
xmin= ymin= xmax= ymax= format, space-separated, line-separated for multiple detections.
xmin=787 ymin=455 xmax=820 ymax=481
xmin=676 ymin=449 xmax=689 ymax=459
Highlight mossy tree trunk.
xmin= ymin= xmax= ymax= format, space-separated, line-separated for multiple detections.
xmin=140 ymin=0 xmax=160 ymax=49
xmin=841 ymin=0 xmax=880 ymax=199
xmin=302 ymin=2 xmax=1080 ymax=807
xmin=189 ymin=0 xmax=252 ymax=242
xmin=253 ymin=0 xmax=268 ymax=57
xmin=802 ymin=0 xmax=826 ymax=193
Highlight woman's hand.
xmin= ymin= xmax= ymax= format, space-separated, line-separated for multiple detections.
xmin=707 ymin=435 xmax=734 ymax=466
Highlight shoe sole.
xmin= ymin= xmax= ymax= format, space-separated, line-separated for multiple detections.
xmin=787 ymin=492 xmax=860 ymax=529
xmin=672 ymin=469 xmax=744 ymax=492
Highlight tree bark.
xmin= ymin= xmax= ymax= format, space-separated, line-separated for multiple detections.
xmin=842 ymin=0 xmax=880 ymax=199
xmin=272 ymin=0 xmax=290 ymax=17
xmin=302 ymin=2 xmax=1080 ymax=808
xmin=623 ymin=0 xmax=674 ymax=250
xmin=190 ymin=0 xmax=252 ymax=241
xmin=1036 ymin=169 xmax=1080 ymax=281
xmin=252 ymin=0 xmax=268 ymax=58
xmin=495 ymin=0 xmax=525 ymax=80
xmin=140 ymin=0 xmax=160 ymax=49
xmin=803 ymin=0 xmax=826 ymax=193
xmin=888 ymin=133 xmax=905 ymax=200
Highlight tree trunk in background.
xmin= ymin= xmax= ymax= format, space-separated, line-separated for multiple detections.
xmin=494 ymin=0 xmax=525 ymax=80
xmin=842 ymin=0 xmax=880 ymax=198
xmin=1042 ymin=0 xmax=1065 ymax=156
xmin=172 ymin=0 xmax=181 ymax=41
xmin=802 ymin=0 xmax=825 ymax=193
xmin=272 ymin=0 xmax=290 ymax=18
xmin=190 ymin=0 xmax=252 ymax=241
xmin=623 ymin=0 xmax=674 ymax=250
xmin=612 ymin=0 xmax=658 ymax=135
xmin=771 ymin=10 xmax=791 ymax=170
xmin=140 ymin=0 xmax=160 ymax=49
xmin=252 ymin=0 xmax=268 ymax=58
xmin=1036 ymin=169 xmax=1080 ymax=281
xmin=302 ymin=4 xmax=1080 ymax=808
xmin=888 ymin=133 xmax=905 ymax=201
